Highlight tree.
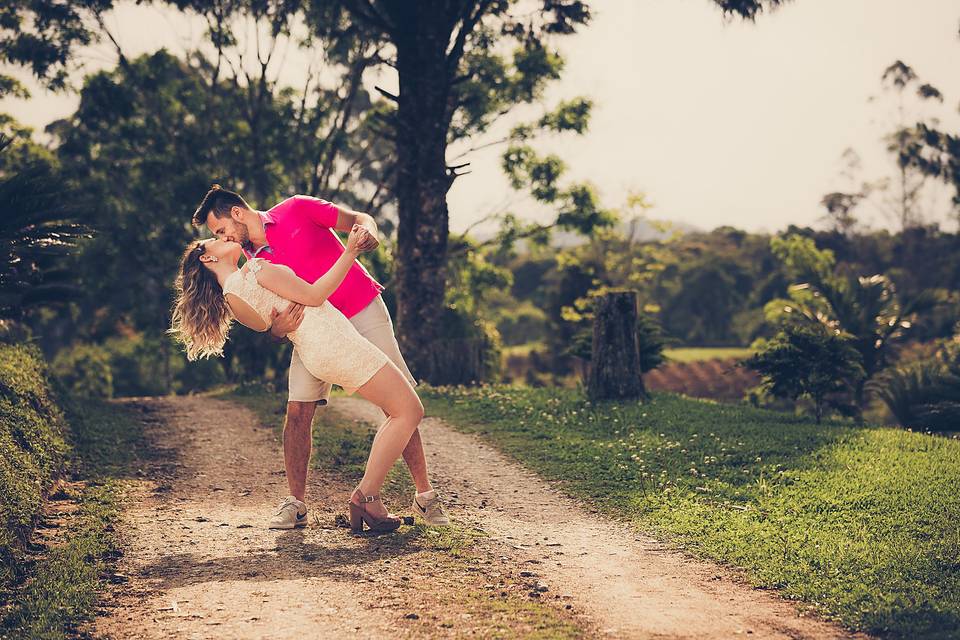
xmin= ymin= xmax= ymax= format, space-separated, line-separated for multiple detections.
xmin=746 ymin=323 xmax=864 ymax=424
xmin=903 ymin=124 xmax=960 ymax=226
xmin=3 ymin=0 xmax=792 ymax=384
xmin=4 ymin=1 xmax=390 ymax=389
xmin=0 ymin=0 xmax=116 ymax=98
xmin=0 ymin=134 xmax=88 ymax=319
xmin=820 ymin=149 xmax=865 ymax=236
xmin=2 ymin=0 xmax=392 ymax=211
xmin=824 ymin=60 xmax=951 ymax=232
xmin=661 ymin=257 xmax=752 ymax=345
xmin=876 ymin=60 xmax=945 ymax=230
xmin=332 ymin=0 xmax=788 ymax=382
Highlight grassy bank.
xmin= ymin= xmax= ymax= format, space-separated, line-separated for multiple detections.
xmin=0 ymin=343 xmax=146 ymax=638
xmin=422 ymin=386 xmax=960 ymax=639
xmin=0 ymin=344 xmax=70 ymax=592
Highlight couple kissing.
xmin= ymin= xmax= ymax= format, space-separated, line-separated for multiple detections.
xmin=169 ymin=185 xmax=449 ymax=533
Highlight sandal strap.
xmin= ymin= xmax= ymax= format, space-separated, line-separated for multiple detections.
xmin=352 ymin=489 xmax=379 ymax=503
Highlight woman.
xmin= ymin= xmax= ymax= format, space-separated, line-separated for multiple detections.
xmin=169 ymin=225 xmax=422 ymax=533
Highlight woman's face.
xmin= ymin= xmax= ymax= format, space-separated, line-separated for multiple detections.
xmin=201 ymin=238 xmax=242 ymax=265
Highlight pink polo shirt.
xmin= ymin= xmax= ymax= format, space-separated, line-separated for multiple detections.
xmin=244 ymin=195 xmax=384 ymax=318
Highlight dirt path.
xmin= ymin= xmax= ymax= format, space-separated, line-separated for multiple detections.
xmin=90 ymin=395 xmax=864 ymax=639
xmin=334 ymin=396 xmax=866 ymax=640
xmin=92 ymin=396 xmax=587 ymax=639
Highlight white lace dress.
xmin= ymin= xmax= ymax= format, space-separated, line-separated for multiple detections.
xmin=222 ymin=258 xmax=389 ymax=393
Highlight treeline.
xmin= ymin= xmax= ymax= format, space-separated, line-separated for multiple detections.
xmin=474 ymin=219 xmax=960 ymax=427
xmin=486 ymin=223 xmax=959 ymax=350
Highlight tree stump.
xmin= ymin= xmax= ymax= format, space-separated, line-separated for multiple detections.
xmin=587 ymin=290 xmax=646 ymax=401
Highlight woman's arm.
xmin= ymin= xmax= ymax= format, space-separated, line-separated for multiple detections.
xmin=255 ymin=225 xmax=367 ymax=307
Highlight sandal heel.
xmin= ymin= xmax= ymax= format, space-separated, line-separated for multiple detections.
xmin=348 ymin=487 xmax=402 ymax=533
xmin=348 ymin=503 xmax=365 ymax=532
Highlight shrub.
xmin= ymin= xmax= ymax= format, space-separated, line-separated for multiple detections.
xmin=870 ymin=342 xmax=960 ymax=431
xmin=51 ymin=344 xmax=113 ymax=398
xmin=103 ymin=334 xmax=226 ymax=396
xmin=746 ymin=324 xmax=865 ymax=423
xmin=0 ymin=343 xmax=69 ymax=589
xmin=424 ymin=305 xmax=502 ymax=385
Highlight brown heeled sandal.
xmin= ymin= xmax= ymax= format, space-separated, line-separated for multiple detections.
xmin=348 ymin=487 xmax=401 ymax=533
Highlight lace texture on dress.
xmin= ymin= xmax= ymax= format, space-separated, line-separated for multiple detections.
xmin=222 ymin=258 xmax=388 ymax=392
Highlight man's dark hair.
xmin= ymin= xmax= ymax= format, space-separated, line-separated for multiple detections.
xmin=191 ymin=184 xmax=250 ymax=227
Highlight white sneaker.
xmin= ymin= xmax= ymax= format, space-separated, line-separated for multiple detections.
xmin=411 ymin=489 xmax=450 ymax=526
xmin=267 ymin=495 xmax=308 ymax=529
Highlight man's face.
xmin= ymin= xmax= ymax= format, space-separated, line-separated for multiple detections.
xmin=206 ymin=211 xmax=251 ymax=250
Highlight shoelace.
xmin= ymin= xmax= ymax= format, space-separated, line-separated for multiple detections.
xmin=276 ymin=500 xmax=299 ymax=516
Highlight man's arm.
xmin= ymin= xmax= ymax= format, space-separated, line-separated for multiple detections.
xmin=333 ymin=205 xmax=379 ymax=252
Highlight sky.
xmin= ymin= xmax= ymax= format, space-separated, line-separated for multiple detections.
xmin=3 ymin=0 xmax=959 ymax=235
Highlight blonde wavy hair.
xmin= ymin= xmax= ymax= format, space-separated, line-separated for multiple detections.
xmin=169 ymin=241 xmax=233 ymax=360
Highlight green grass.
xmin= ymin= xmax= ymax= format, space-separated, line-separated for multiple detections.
xmin=663 ymin=347 xmax=754 ymax=362
xmin=0 ymin=385 xmax=146 ymax=638
xmin=421 ymin=385 xmax=960 ymax=639
xmin=3 ymin=480 xmax=122 ymax=639
xmin=0 ymin=344 xmax=70 ymax=591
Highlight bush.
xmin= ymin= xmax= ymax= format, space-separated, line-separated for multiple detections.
xmin=106 ymin=334 xmax=211 ymax=397
xmin=746 ymin=324 xmax=865 ymax=423
xmin=870 ymin=342 xmax=960 ymax=431
xmin=51 ymin=343 xmax=113 ymax=398
xmin=0 ymin=343 xmax=69 ymax=589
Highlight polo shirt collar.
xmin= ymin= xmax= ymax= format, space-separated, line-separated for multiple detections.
xmin=247 ymin=210 xmax=275 ymax=258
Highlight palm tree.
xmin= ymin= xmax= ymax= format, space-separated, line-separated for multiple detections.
xmin=0 ymin=135 xmax=89 ymax=320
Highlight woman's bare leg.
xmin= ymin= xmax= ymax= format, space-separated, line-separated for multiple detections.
xmin=353 ymin=362 xmax=424 ymax=512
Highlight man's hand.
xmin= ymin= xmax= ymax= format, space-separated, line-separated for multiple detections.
xmin=356 ymin=225 xmax=379 ymax=253
xmin=334 ymin=205 xmax=380 ymax=253
xmin=269 ymin=303 xmax=306 ymax=340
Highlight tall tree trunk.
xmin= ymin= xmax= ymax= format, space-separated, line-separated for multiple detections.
xmin=391 ymin=11 xmax=453 ymax=383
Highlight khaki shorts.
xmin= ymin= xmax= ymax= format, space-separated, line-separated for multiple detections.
xmin=287 ymin=295 xmax=417 ymax=404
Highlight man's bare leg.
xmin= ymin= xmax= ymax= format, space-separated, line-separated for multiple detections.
xmin=284 ymin=400 xmax=317 ymax=502
xmin=401 ymin=427 xmax=432 ymax=494
xmin=286 ymin=396 xmax=428 ymax=499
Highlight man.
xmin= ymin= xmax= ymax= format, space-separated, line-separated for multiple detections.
xmin=191 ymin=185 xmax=449 ymax=528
